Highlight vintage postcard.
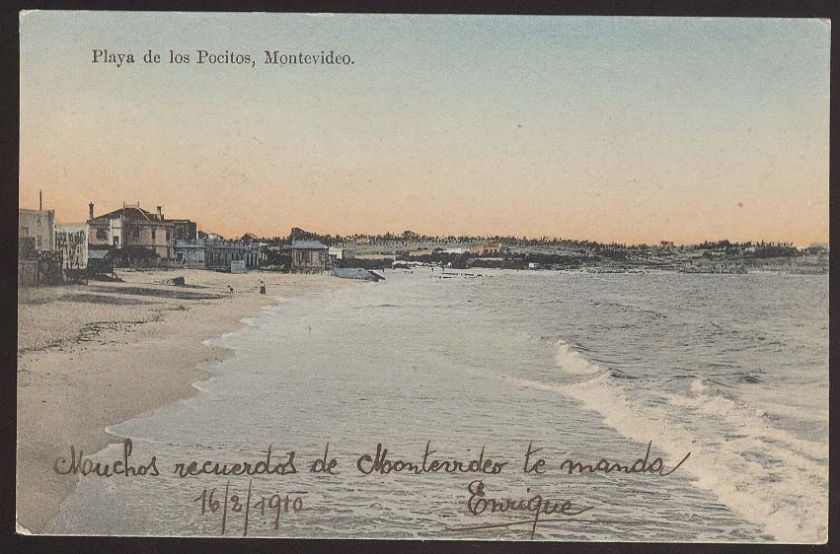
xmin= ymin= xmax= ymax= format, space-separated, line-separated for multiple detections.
xmin=17 ymin=12 xmax=829 ymax=542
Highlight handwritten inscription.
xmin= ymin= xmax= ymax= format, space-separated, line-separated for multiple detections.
xmin=464 ymin=480 xmax=593 ymax=538
xmin=173 ymin=446 xmax=297 ymax=478
xmin=193 ymin=480 xmax=305 ymax=536
xmin=53 ymin=438 xmax=159 ymax=477
xmin=356 ymin=441 xmax=506 ymax=475
xmin=52 ymin=439 xmax=691 ymax=537
xmin=560 ymin=441 xmax=691 ymax=476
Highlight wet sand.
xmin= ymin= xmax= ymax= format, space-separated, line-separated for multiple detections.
xmin=16 ymin=269 xmax=353 ymax=533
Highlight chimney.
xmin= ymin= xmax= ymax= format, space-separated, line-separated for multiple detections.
xmin=89 ymin=202 xmax=95 ymax=220
xmin=39 ymin=190 xmax=43 ymax=211
xmin=157 ymin=206 xmax=163 ymax=220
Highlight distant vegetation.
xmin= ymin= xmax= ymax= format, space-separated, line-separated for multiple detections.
xmin=253 ymin=228 xmax=825 ymax=274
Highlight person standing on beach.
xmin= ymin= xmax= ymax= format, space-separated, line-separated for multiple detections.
xmin=259 ymin=280 xmax=266 ymax=295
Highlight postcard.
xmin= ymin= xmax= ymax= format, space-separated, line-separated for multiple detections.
xmin=17 ymin=11 xmax=829 ymax=542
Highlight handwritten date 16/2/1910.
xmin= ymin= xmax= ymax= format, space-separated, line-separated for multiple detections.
xmin=194 ymin=479 xmax=305 ymax=536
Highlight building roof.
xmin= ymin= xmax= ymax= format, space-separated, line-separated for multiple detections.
xmin=90 ymin=205 xmax=191 ymax=225
xmin=94 ymin=206 xmax=157 ymax=221
xmin=88 ymin=248 xmax=112 ymax=260
xmin=291 ymin=240 xmax=328 ymax=250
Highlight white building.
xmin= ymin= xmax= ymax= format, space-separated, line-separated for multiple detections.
xmin=19 ymin=208 xmax=55 ymax=252
xmin=328 ymin=246 xmax=356 ymax=263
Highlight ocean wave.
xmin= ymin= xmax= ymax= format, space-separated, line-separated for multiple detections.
xmin=590 ymin=300 xmax=668 ymax=320
xmin=509 ymin=339 xmax=828 ymax=543
xmin=553 ymin=340 xmax=605 ymax=376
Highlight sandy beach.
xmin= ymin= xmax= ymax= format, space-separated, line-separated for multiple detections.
xmin=16 ymin=268 xmax=353 ymax=533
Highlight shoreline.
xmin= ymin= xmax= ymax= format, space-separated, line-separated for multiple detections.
xmin=16 ymin=269 xmax=354 ymax=533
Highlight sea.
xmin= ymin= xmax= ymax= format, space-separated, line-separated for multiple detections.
xmin=45 ymin=268 xmax=829 ymax=542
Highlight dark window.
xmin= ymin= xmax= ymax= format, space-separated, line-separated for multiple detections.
xmin=152 ymin=230 xmax=156 ymax=241
xmin=166 ymin=231 xmax=171 ymax=241
xmin=97 ymin=229 xmax=107 ymax=240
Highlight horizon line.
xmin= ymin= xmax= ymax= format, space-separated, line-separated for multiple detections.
xmin=20 ymin=202 xmax=828 ymax=249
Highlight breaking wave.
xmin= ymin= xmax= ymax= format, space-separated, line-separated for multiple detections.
xmin=507 ymin=339 xmax=828 ymax=543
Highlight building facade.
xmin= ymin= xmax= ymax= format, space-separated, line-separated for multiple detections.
xmin=19 ymin=208 xmax=55 ymax=252
xmin=170 ymin=219 xmax=198 ymax=241
xmin=291 ymin=240 xmax=328 ymax=273
xmin=87 ymin=202 xmax=196 ymax=266
xmin=328 ymin=246 xmax=357 ymax=265
xmin=171 ymin=238 xmax=262 ymax=270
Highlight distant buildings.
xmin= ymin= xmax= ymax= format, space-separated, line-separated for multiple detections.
xmin=169 ymin=239 xmax=207 ymax=268
xmin=171 ymin=237 xmax=262 ymax=270
xmin=484 ymin=241 xmax=502 ymax=255
xmin=467 ymin=242 xmax=504 ymax=256
xmin=328 ymin=246 xmax=356 ymax=265
xmin=18 ymin=200 xmax=60 ymax=286
xmin=85 ymin=202 xmax=264 ymax=271
xmin=87 ymin=202 xmax=198 ymax=266
xmin=19 ymin=208 xmax=55 ymax=253
xmin=806 ymin=243 xmax=828 ymax=254
xmin=88 ymin=203 xmax=173 ymax=263
xmin=291 ymin=240 xmax=328 ymax=273
xmin=170 ymin=219 xmax=198 ymax=241
xmin=19 ymin=196 xmax=275 ymax=285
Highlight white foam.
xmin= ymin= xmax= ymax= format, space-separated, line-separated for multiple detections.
xmin=509 ymin=341 xmax=828 ymax=543
xmin=663 ymin=379 xmax=827 ymax=461
xmin=553 ymin=340 xmax=603 ymax=375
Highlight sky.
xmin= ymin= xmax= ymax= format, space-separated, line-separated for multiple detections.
xmin=20 ymin=12 xmax=830 ymax=245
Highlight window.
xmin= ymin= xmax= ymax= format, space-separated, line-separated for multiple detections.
xmin=152 ymin=230 xmax=156 ymax=241
xmin=166 ymin=231 xmax=171 ymax=241
xmin=113 ymin=236 xmax=120 ymax=246
xmin=133 ymin=228 xmax=140 ymax=240
xmin=97 ymin=229 xmax=107 ymax=240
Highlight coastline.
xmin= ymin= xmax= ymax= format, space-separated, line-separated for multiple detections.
xmin=16 ymin=269 xmax=354 ymax=533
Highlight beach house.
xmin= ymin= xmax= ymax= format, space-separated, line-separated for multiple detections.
xmin=291 ymin=240 xmax=328 ymax=273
